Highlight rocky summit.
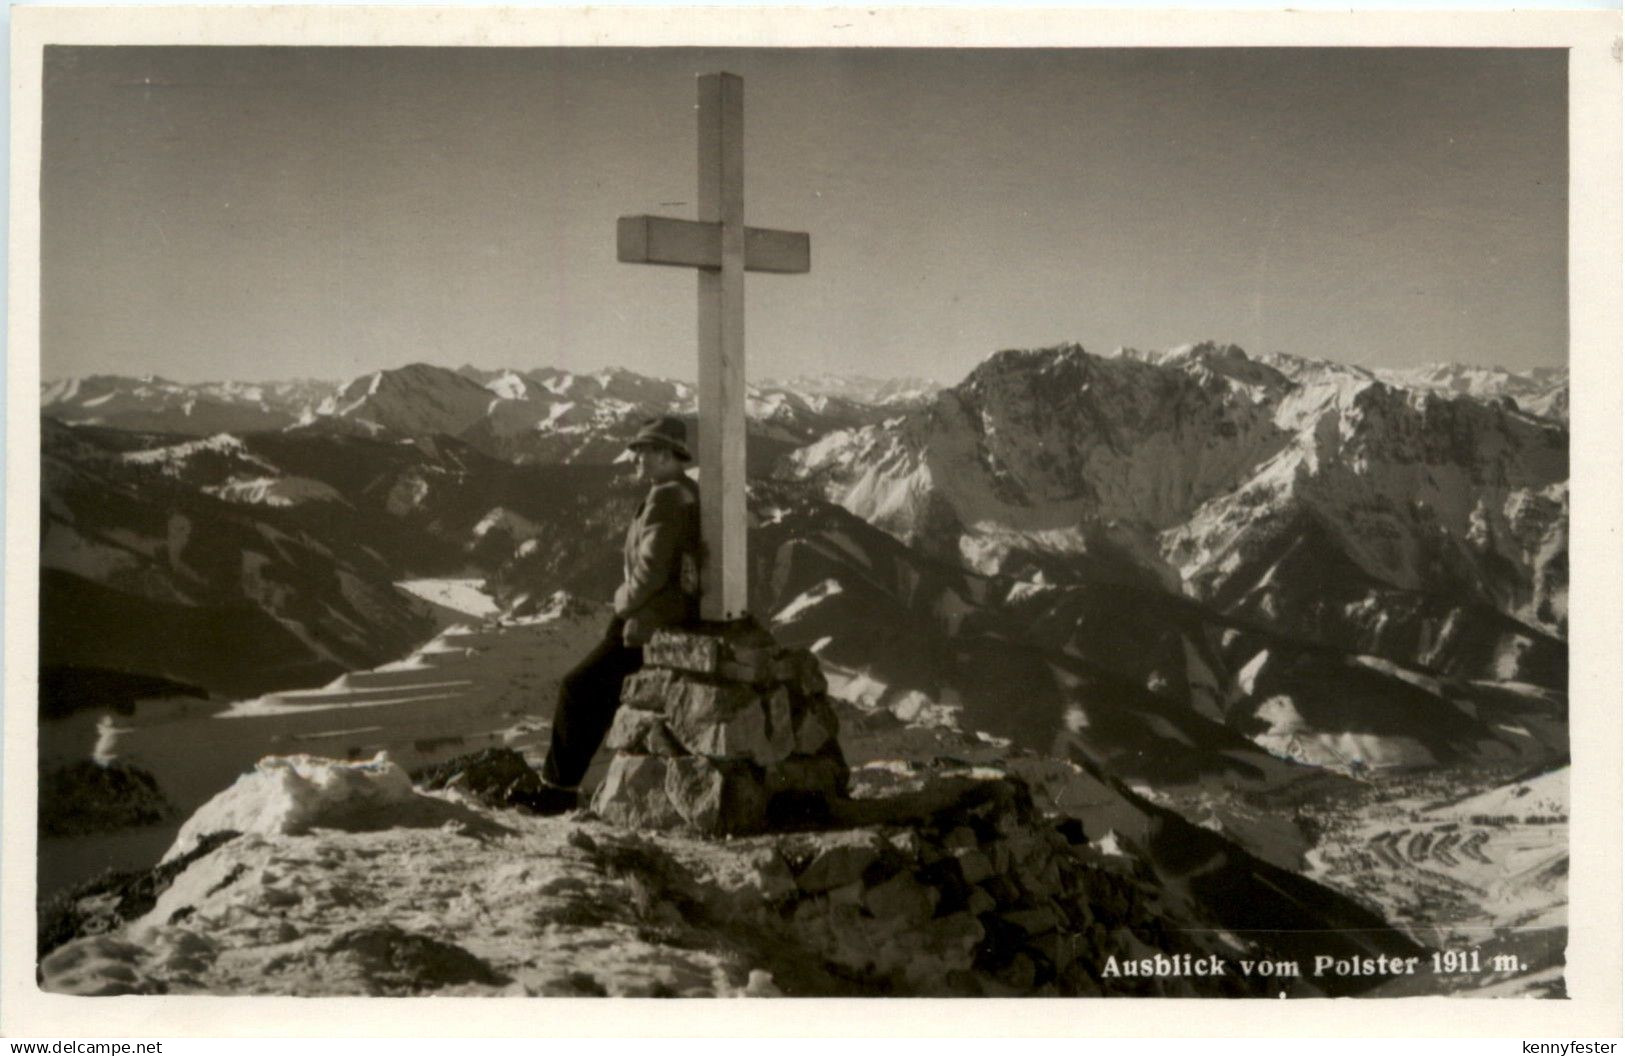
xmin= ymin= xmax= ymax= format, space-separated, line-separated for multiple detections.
xmin=38 ymin=739 xmax=1411 ymax=998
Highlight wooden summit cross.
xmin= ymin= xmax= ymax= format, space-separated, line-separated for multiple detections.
xmin=616 ymin=72 xmax=811 ymax=622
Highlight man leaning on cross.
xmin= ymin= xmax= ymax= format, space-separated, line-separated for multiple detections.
xmin=533 ymin=415 xmax=701 ymax=814
xmin=530 ymin=72 xmax=810 ymax=814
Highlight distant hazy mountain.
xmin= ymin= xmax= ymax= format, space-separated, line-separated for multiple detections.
xmin=40 ymin=375 xmax=334 ymax=435
xmin=761 ymin=373 xmax=943 ymax=409
xmin=307 ymin=362 xmax=904 ymax=466
xmin=44 ymin=363 xmax=931 ymax=468
xmin=1374 ymin=363 xmax=1569 ymax=422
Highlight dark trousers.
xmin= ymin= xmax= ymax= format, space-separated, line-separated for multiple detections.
xmin=540 ymin=619 xmax=643 ymax=789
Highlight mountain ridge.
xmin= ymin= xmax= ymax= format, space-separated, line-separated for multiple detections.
xmin=785 ymin=343 xmax=1568 ymax=676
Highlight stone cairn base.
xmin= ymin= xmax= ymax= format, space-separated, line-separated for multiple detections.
xmin=589 ymin=622 xmax=848 ymax=836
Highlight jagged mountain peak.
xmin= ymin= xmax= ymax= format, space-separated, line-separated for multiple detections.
xmin=317 ymin=364 xmax=499 ymax=438
xmin=788 ymin=341 xmax=1296 ymax=573
xmin=1102 ymin=342 xmax=1299 ymax=406
xmin=959 ymin=345 xmax=1174 ymax=410
xmin=346 ymin=361 xmax=485 ymax=392
xmin=968 ymin=342 xmax=1098 ymax=380
xmin=964 ymin=341 xmax=1289 ymax=400
xmin=1108 ymin=339 xmax=1251 ymax=366
xmin=788 ymin=337 xmax=1569 ymax=655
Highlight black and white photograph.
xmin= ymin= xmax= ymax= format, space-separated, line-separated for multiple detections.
xmin=5 ymin=6 xmax=1620 ymax=1036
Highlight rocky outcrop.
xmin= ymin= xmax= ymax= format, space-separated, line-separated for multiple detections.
xmin=35 ymin=697 xmax=1440 ymax=998
xmin=576 ymin=763 xmax=1282 ymax=997
xmin=36 ymin=756 xmax=1311 ymax=997
xmin=39 ymin=760 xmax=172 ymax=838
xmin=37 ymin=830 xmax=240 ymax=963
xmin=591 ymin=624 xmax=848 ymax=835
xmin=413 ymin=747 xmax=557 ymax=813
xmin=755 ymin=771 xmax=1257 ymax=996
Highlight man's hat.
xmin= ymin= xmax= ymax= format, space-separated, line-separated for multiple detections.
xmin=626 ymin=415 xmax=692 ymax=462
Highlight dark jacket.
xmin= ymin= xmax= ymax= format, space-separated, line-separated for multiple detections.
xmin=612 ymin=476 xmax=701 ymax=645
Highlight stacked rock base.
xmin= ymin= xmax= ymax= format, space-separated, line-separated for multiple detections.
xmin=590 ymin=622 xmax=848 ymax=836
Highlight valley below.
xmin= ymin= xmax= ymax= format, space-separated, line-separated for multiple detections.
xmin=38 ymin=583 xmax=1568 ymax=999
xmin=1298 ymin=766 xmax=1568 ymax=996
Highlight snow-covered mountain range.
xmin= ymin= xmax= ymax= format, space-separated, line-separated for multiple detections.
xmin=41 ymin=344 xmax=1568 ymax=766
xmin=43 ymin=363 xmax=909 ymax=468
xmin=41 ymin=418 xmax=637 ymax=695
xmin=36 ymin=345 xmax=1571 ymax=999
xmin=786 ymin=344 xmax=1567 ymax=677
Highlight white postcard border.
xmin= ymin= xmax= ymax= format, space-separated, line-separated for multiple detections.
xmin=5 ymin=6 xmax=1619 ymax=1038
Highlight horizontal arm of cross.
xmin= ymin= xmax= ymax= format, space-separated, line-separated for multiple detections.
xmin=617 ymin=215 xmax=810 ymax=275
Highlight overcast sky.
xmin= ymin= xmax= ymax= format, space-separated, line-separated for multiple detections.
xmin=41 ymin=46 xmax=1567 ymax=384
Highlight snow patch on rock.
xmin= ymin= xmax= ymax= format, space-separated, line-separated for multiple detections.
xmin=1252 ymin=695 xmax=1434 ymax=772
xmin=203 ymin=475 xmax=345 ymax=507
xmin=472 ymin=507 xmax=546 ymax=544
xmin=162 ymin=753 xmax=416 ymax=862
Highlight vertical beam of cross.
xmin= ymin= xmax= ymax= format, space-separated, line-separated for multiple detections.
xmin=696 ymin=72 xmax=748 ymax=621
xmin=615 ymin=73 xmax=811 ymax=624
